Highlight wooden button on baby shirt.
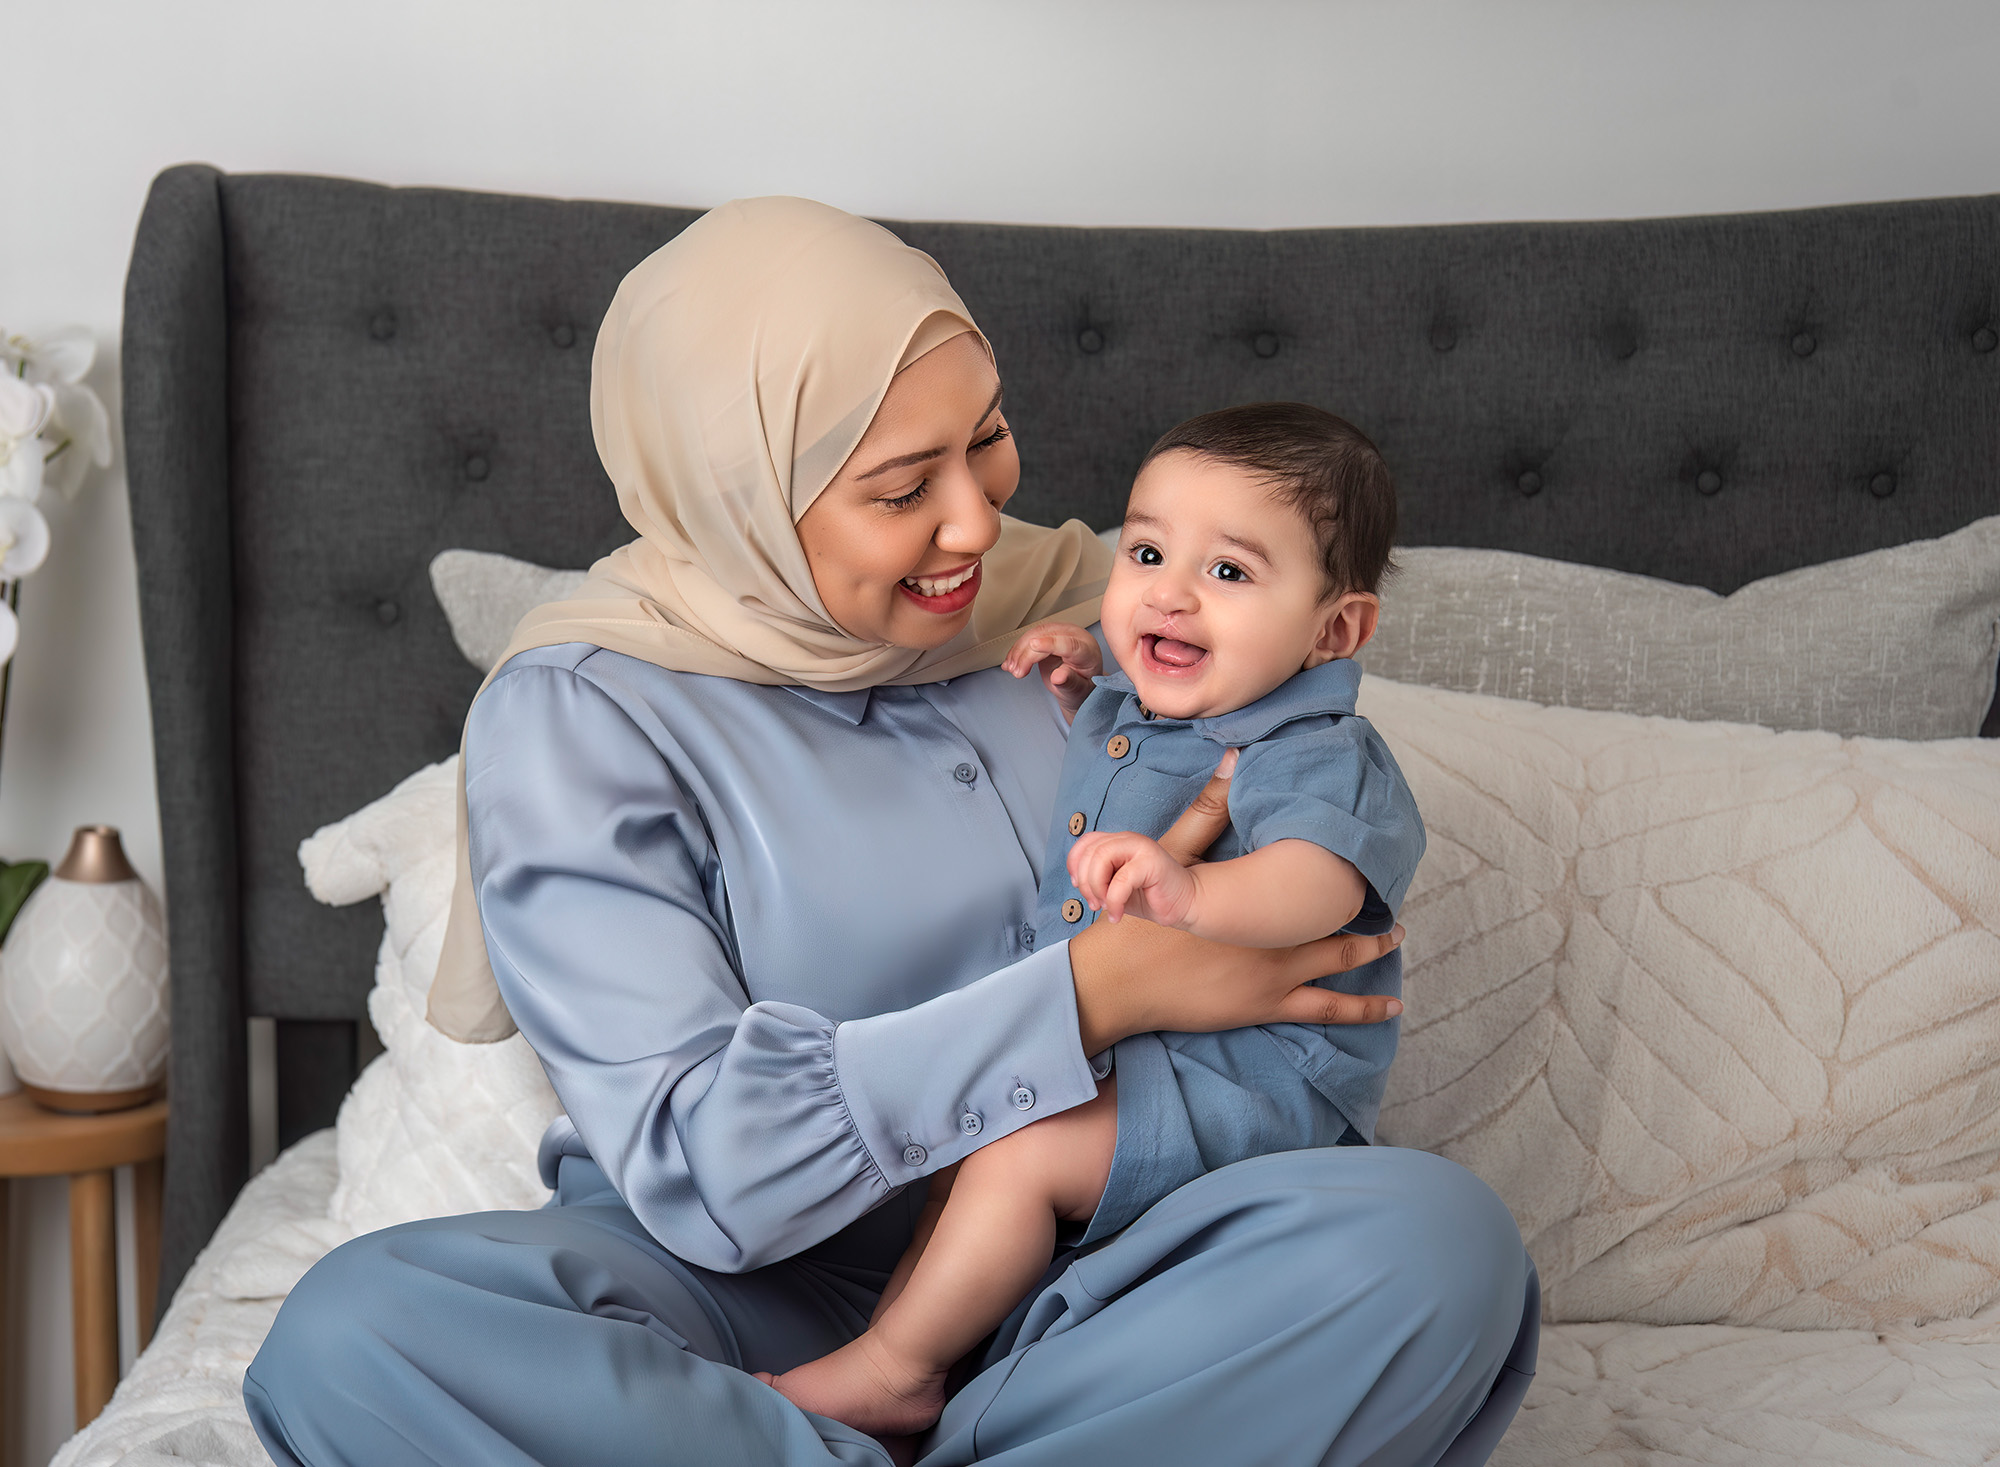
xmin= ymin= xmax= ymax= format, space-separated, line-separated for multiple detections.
xmin=1068 ymin=812 xmax=1087 ymax=836
xmin=1106 ymin=734 xmax=1130 ymax=759
xmin=1062 ymin=899 xmax=1084 ymax=923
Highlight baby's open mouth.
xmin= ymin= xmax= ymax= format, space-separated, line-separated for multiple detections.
xmin=1140 ymin=633 xmax=1209 ymax=673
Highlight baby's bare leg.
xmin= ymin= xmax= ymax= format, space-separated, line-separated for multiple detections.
xmin=761 ymin=1079 xmax=1117 ymax=1438
xmin=869 ymin=1164 xmax=956 ymax=1325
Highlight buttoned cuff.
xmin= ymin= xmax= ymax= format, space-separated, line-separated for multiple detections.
xmin=831 ymin=941 xmax=1101 ymax=1187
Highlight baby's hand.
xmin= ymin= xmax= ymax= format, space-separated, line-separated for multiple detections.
xmin=1004 ymin=621 xmax=1103 ymax=722
xmin=1068 ymin=831 xmax=1199 ymax=929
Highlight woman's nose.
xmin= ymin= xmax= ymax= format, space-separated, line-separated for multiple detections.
xmin=932 ymin=468 xmax=1003 ymax=555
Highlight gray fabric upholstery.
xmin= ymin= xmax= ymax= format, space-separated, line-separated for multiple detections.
xmin=122 ymin=166 xmax=245 ymax=1310
xmin=122 ymin=166 xmax=2000 ymax=1298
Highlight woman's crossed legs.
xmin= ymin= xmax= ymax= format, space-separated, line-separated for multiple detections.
xmin=760 ymin=1078 xmax=1120 ymax=1437
xmin=245 ymin=1145 xmax=1534 ymax=1467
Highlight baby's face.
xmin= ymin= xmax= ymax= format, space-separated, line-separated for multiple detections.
xmin=1102 ymin=451 xmax=1369 ymax=720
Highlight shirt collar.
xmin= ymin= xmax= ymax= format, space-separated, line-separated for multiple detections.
xmin=1097 ymin=658 xmax=1362 ymax=744
xmin=784 ymin=685 xmax=874 ymax=725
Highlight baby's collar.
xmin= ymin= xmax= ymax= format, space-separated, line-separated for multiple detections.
xmin=1096 ymin=659 xmax=1363 ymax=745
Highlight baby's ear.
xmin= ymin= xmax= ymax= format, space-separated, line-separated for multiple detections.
xmin=1306 ymin=591 xmax=1379 ymax=667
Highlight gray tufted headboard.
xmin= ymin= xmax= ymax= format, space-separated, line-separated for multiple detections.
xmin=121 ymin=164 xmax=2000 ymax=1306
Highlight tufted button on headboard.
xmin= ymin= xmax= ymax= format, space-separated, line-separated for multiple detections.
xmin=122 ymin=166 xmax=2000 ymax=1302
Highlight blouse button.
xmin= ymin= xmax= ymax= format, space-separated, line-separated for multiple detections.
xmin=902 ymin=1143 xmax=928 ymax=1168
xmin=1068 ymin=812 xmax=1086 ymax=836
xmin=960 ymin=1111 xmax=983 ymax=1137
xmin=1012 ymin=1086 xmax=1036 ymax=1110
xmin=1106 ymin=734 xmax=1131 ymax=758
xmin=953 ymin=762 xmax=978 ymax=784
xmin=1062 ymin=898 xmax=1084 ymax=924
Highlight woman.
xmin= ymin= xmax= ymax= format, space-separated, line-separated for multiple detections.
xmin=246 ymin=198 xmax=1536 ymax=1467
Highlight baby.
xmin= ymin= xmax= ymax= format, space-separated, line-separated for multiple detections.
xmin=761 ymin=402 xmax=1424 ymax=1439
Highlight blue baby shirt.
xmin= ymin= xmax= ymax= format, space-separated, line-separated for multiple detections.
xmin=1033 ymin=657 xmax=1424 ymax=944
xmin=1032 ymin=657 xmax=1425 ymax=1236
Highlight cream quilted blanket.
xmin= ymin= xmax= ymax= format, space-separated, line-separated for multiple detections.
xmin=1363 ymin=678 xmax=2000 ymax=1332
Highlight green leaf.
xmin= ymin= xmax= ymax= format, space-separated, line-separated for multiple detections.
xmin=0 ymin=860 xmax=50 ymax=945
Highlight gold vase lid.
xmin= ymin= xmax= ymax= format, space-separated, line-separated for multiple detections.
xmin=54 ymin=826 xmax=138 ymax=884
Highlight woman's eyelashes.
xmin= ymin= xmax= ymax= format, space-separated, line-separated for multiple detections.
xmin=877 ymin=423 xmax=1008 ymax=512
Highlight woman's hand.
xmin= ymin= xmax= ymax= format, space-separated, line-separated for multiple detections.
xmin=1067 ymin=749 xmax=1404 ymax=1054
xmin=1004 ymin=621 xmax=1103 ymax=723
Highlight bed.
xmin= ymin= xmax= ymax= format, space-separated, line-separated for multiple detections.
xmin=61 ymin=166 xmax=2000 ymax=1465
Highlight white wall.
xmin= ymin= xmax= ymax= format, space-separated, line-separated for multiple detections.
xmin=4 ymin=0 xmax=1998 ymax=1461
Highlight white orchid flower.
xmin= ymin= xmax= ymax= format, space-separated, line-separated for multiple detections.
xmin=43 ymin=383 xmax=112 ymax=499
xmin=0 ymin=499 xmax=50 ymax=578
xmin=0 ymin=373 xmax=54 ymax=441
xmin=0 ymin=431 xmax=45 ymax=502
xmin=0 ymin=598 xmax=18 ymax=668
xmin=1 ymin=329 xmax=111 ymax=500
xmin=17 ymin=327 xmax=95 ymax=387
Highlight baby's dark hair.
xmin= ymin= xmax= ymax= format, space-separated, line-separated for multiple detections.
xmin=1139 ymin=402 xmax=1397 ymax=597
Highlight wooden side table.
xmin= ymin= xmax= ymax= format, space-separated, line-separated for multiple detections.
xmin=0 ymin=1092 xmax=167 ymax=1434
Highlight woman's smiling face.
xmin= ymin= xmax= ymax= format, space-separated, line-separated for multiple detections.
xmin=797 ymin=331 xmax=1018 ymax=650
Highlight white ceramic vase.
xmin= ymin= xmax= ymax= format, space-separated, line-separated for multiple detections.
xmin=0 ymin=826 xmax=169 ymax=1113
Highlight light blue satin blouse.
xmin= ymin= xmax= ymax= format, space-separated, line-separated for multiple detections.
xmin=463 ymin=644 xmax=1104 ymax=1274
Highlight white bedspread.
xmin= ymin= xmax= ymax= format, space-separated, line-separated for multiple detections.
xmin=52 ymin=1124 xmax=2000 ymax=1466
xmin=52 ymin=1133 xmax=344 ymax=1467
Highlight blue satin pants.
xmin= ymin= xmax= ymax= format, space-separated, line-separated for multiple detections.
xmin=245 ymin=1146 xmax=1536 ymax=1466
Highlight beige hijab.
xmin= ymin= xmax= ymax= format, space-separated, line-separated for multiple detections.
xmin=428 ymin=197 xmax=1112 ymax=1041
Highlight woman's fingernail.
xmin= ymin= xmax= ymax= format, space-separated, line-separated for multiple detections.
xmin=1386 ymin=999 xmax=1404 ymax=1017
xmin=1216 ymin=748 xmax=1239 ymax=779
xmin=1390 ymin=924 xmax=1405 ymax=946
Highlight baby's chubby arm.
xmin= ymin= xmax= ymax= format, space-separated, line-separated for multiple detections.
xmin=1003 ymin=621 xmax=1103 ymax=724
xmin=1069 ymin=832 xmax=1368 ymax=948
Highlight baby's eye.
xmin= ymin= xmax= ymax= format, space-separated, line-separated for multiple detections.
xmin=1209 ymin=560 xmax=1248 ymax=583
xmin=1134 ymin=544 xmax=1163 ymax=566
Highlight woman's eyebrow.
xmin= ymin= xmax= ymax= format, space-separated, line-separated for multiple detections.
xmin=856 ymin=383 xmax=1005 ymax=481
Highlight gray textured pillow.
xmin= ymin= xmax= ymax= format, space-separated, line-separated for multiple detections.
xmin=430 ymin=550 xmax=587 ymax=672
xmin=1366 ymin=517 xmax=2000 ymax=741
xmin=440 ymin=518 xmax=2000 ymax=740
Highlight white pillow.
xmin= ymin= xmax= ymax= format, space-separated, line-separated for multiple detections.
xmin=299 ymin=759 xmax=563 ymax=1232
xmin=1363 ymin=676 xmax=2000 ymax=1330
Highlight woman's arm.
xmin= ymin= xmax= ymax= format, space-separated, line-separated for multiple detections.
xmin=465 ymin=657 xmax=1103 ymax=1274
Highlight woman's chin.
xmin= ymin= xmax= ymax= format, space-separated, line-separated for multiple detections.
xmin=883 ymin=604 xmax=978 ymax=652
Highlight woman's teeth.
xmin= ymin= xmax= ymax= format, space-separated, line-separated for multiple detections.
xmin=902 ymin=563 xmax=978 ymax=597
